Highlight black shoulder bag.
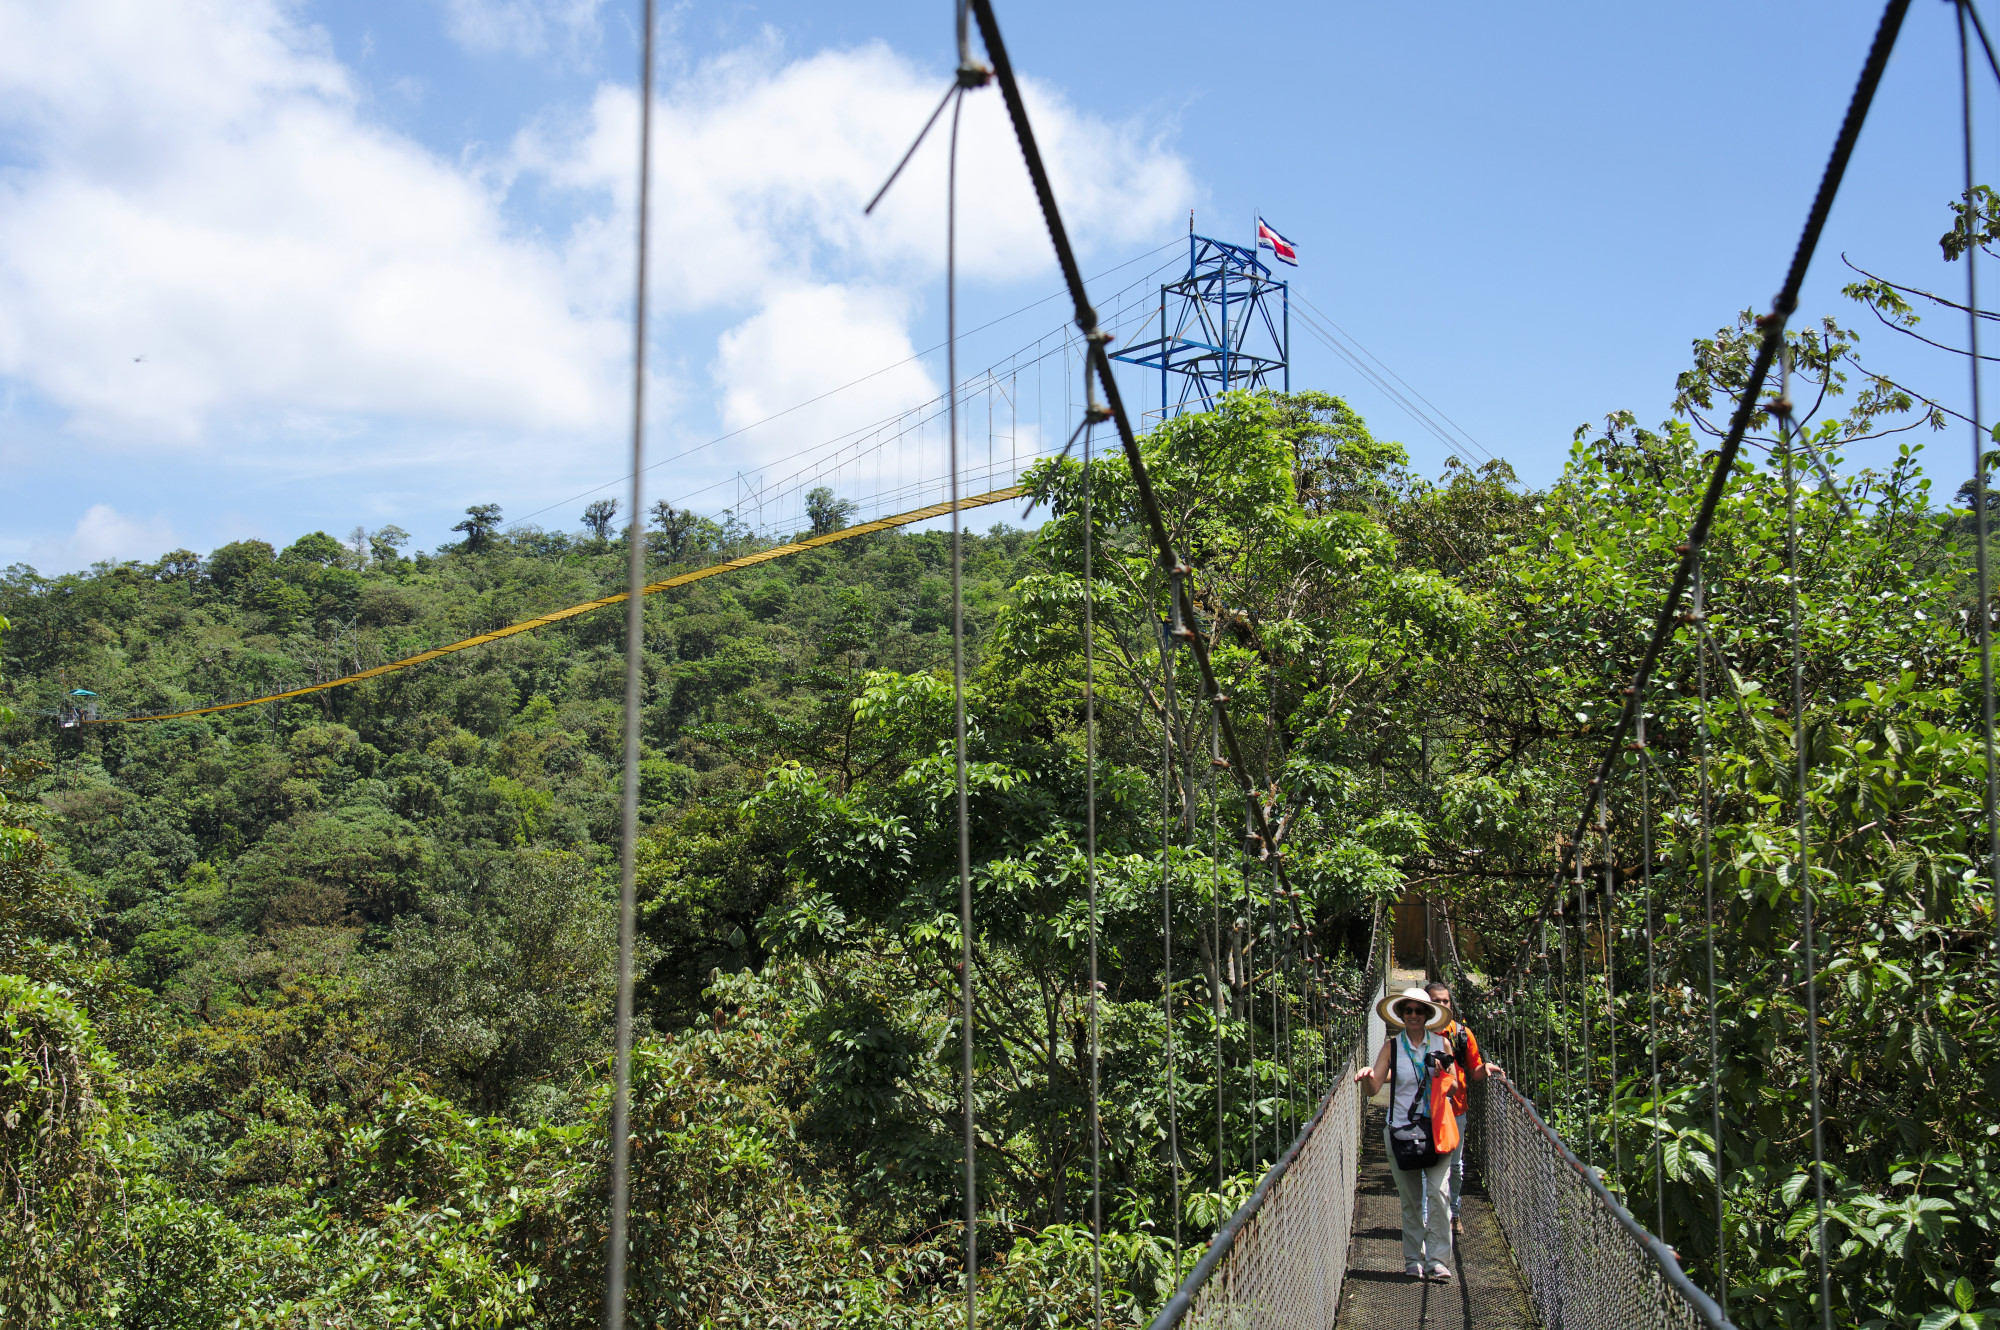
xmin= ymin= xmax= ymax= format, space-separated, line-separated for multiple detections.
xmin=1388 ymin=1036 xmax=1443 ymax=1171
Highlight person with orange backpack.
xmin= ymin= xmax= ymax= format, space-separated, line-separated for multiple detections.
xmin=1353 ymin=986 xmax=1461 ymax=1281
xmin=1425 ymin=981 xmax=1501 ymax=1235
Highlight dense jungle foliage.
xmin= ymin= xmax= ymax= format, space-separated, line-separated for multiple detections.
xmin=6 ymin=200 xmax=2000 ymax=1329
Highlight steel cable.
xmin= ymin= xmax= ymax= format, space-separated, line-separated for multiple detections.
xmin=946 ymin=72 xmax=982 ymax=1330
xmin=1694 ymin=558 xmax=1729 ymax=1318
xmin=604 ymin=1 xmax=655 ymax=1323
xmin=1638 ymin=709 xmax=1664 ymax=1240
xmin=1084 ymin=411 xmax=1104 ymax=1330
xmin=1141 ymin=905 xmax=1385 ymax=1330
xmin=1577 ymin=848 xmax=1594 ymax=1177
xmin=1161 ymin=611 xmax=1182 ymax=1264
xmin=1601 ymin=792 xmax=1623 ymax=1189
xmin=1778 ymin=356 xmax=1833 ymax=1330
xmin=1243 ymin=805 xmax=1257 ymax=1172
xmin=1555 ymin=880 xmax=1572 ymax=1130
xmin=1266 ymin=821 xmax=1280 ymax=1162
xmin=1498 ymin=0 xmax=1914 ymax=984
xmin=1210 ymin=710 xmax=1225 ymax=1193
xmin=967 ymin=0 xmax=1310 ymax=959
xmin=1959 ymin=0 xmax=2000 ymax=972
xmin=89 ymin=485 xmax=1023 ymax=725
xmin=1290 ymin=294 xmax=1492 ymax=463
xmin=1452 ymin=902 xmax=1737 ymax=1330
xmin=511 ymin=242 xmax=1180 ymax=529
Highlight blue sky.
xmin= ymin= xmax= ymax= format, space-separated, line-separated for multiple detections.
xmin=0 ymin=0 xmax=1988 ymax=572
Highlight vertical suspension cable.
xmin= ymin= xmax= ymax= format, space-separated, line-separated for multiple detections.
xmin=1959 ymin=0 xmax=2000 ymax=968
xmin=1279 ymin=908 xmax=1292 ymax=1137
xmin=1779 ymin=353 xmax=1833 ymax=1330
xmin=605 ymin=3 xmax=654 ymax=1322
xmin=1555 ymin=870 xmax=1572 ymax=1124
xmin=1244 ymin=803 xmax=1257 ymax=1169
xmin=1161 ymin=611 xmax=1182 ymax=1263
xmin=945 ymin=70 xmax=981 ymax=1330
xmin=1542 ymin=920 xmax=1556 ymax=1106
xmin=1601 ymin=789 xmax=1623 ymax=1186
xmin=1082 ymin=414 xmax=1103 ymax=1330
xmin=1265 ymin=825 xmax=1279 ymax=1161
xmin=1011 ymin=365 xmax=1019 ymax=482
xmin=1576 ymin=847 xmax=1592 ymax=1173
xmin=1287 ymin=915 xmax=1298 ymax=1131
xmin=1695 ymin=559 xmax=1729 ymax=1316
xmin=1211 ymin=708 xmax=1225 ymax=1193
xmin=1638 ymin=709 xmax=1665 ymax=1237
xmin=1265 ymin=646 xmax=1297 ymax=1143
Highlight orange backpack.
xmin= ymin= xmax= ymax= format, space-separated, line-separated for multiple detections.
xmin=1429 ymin=1073 xmax=1461 ymax=1154
xmin=1387 ymin=1034 xmax=1462 ymax=1164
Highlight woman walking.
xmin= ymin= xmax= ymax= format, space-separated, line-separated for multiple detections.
xmin=1354 ymin=987 xmax=1459 ymax=1281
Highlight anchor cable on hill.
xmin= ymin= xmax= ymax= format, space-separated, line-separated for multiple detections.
xmin=83 ymin=485 xmax=1024 ymax=725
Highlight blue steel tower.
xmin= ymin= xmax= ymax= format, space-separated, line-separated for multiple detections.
xmin=1112 ymin=230 xmax=1289 ymax=420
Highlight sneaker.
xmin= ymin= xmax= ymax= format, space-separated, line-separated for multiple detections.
xmin=1429 ymin=1262 xmax=1453 ymax=1282
xmin=1451 ymin=1215 xmax=1464 ymax=1236
xmin=1406 ymin=1261 xmax=1425 ymax=1280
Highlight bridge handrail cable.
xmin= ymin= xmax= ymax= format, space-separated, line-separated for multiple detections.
xmin=1141 ymin=900 xmax=1387 ymax=1330
xmin=1444 ymin=906 xmax=1734 ymax=1330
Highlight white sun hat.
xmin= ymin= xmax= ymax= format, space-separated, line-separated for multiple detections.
xmin=1375 ymin=986 xmax=1450 ymax=1031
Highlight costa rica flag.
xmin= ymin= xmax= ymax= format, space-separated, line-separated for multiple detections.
xmin=1256 ymin=217 xmax=1298 ymax=266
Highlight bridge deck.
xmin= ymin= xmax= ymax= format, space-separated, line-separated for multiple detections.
xmin=1335 ymin=1106 xmax=1539 ymax=1330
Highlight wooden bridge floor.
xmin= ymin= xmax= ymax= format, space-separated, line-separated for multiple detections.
xmin=1335 ymin=1105 xmax=1540 ymax=1330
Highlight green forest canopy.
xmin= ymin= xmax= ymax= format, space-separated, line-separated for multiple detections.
xmin=5 ymin=224 xmax=2000 ymax=1328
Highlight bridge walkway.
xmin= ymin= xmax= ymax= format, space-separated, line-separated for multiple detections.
xmin=1336 ymin=966 xmax=1539 ymax=1330
xmin=1335 ymin=1104 xmax=1539 ymax=1330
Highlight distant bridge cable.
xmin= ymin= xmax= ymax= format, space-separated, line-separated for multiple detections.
xmin=661 ymin=289 xmax=1174 ymax=538
xmin=1288 ymin=305 xmax=1487 ymax=469
xmin=1292 ymin=292 xmax=1494 ymax=464
xmin=509 ymin=241 xmax=1182 ymax=528
xmin=84 ymin=485 xmax=1023 ymax=725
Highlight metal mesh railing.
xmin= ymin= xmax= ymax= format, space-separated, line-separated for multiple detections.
xmin=1477 ymin=1078 xmax=1730 ymax=1330
xmin=1442 ymin=908 xmax=1732 ymax=1330
xmin=1144 ymin=905 xmax=1386 ymax=1330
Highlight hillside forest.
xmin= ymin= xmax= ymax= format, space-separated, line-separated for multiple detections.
xmin=7 ymin=196 xmax=2000 ymax=1330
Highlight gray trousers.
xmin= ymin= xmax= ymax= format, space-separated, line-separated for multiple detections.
xmin=1383 ymin=1126 xmax=1452 ymax=1265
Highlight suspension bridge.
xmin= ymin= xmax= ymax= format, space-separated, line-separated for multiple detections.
xmin=880 ymin=3 xmax=1937 ymax=1329
xmin=61 ymin=0 xmax=1997 ymax=1326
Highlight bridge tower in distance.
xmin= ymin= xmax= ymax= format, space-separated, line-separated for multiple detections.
xmin=1112 ymin=224 xmax=1289 ymax=422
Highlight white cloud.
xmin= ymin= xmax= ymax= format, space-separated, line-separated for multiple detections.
xmin=706 ymin=282 xmax=939 ymax=509
xmin=516 ymin=38 xmax=1192 ymax=513
xmin=519 ymin=39 xmax=1192 ymax=311
xmin=30 ymin=504 xmax=177 ymax=568
xmin=0 ymin=2 xmax=1191 ymax=526
xmin=0 ymin=0 xmax=626 ymax=444
xmin=439 ymin=0 xmax=603 ymax=58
